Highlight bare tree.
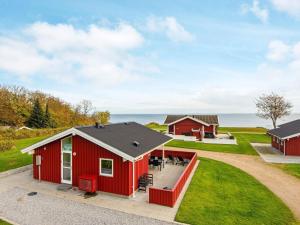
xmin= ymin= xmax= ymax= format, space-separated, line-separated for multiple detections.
xmin=79 ymin=100 xmax=94 ymax=116
xmin=256 ymin=93 xmax=292 ymax=128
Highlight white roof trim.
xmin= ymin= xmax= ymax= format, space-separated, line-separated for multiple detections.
xmin=21 ymin=127 xmax=135 ymax=161
xmin=167 ymin=116 xmax=210 ymax=127
xmin=268 ymin=131 xmax=300 ymax=140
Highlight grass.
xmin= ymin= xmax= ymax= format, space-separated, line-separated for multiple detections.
xmin=176 ymin=158 xmax=296 ymax=225
xmin=0 ymin=219 xmax=11 ymax=225
xmin=145 ymin=123 xmax=167 ymax=132
xmin=218 ymin=127 xmax=267 ymax=133
xmin=274 ymin=164 xmax=300 ymax=179
xmin=0 ymin=136 xmax=47 ymax=172
xmin=166 ymin=133 xmax=270 ymax=155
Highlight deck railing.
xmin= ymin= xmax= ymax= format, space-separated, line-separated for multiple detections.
xmin=149 ymin=150 xmax=197 ymax=207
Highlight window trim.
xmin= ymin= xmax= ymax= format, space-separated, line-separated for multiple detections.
xmin=99 ymin=158 xmax=114 ymax=177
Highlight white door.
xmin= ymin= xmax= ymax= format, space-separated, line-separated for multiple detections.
xmin=61 ymin=136 xmax=72 ymax=184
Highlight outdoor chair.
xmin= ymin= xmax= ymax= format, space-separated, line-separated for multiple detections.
xmin=153 ymin=160 xmax=161 ymax=171
xmin=158 ymin=156 xmax=164 ymax=168
xmin=143 ymin=173 xmax=153 ymax=186
xmin=166 ymin=155 xmax=175 ymax=164
xmin=176 ymin=156 xmax=190 ymax=166
xmin=138 ymin=176 xmax=148 ymax=192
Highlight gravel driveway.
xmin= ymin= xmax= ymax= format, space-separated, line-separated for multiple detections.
xmin=0 ymin=187 xmax=176 ymax=225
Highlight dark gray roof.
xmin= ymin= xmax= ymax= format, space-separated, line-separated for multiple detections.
xmin=268 ymin=119 xmax=300 ymax=139
xmin=164 ymin=115 xmax=219 ymax=125
xmin=76 ymin=122 xmax=172 ymax=158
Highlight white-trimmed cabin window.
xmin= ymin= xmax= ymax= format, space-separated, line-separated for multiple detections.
xmin=99 ymin=158 xmax=113 ymax=177
xmin=62 ymin=136 xmax=72 ymax=152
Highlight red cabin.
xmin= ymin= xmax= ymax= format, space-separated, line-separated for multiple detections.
xmin=21 ymin=122 xmax=172 ymax=197
xmin=164 ymin=115 xmax=219 ymax=140
xmin=268 ymin=119 xmax=300 ymax=156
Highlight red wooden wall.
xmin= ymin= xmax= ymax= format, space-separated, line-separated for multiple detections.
xmin=33 ymin=139 xmax=61 ymax=183
xmin=134 ymin=154 xmax=149 ymax=190
xmin=33 ymin=135 xmax=143 ymax=196
xmin=168 ymin=118 xmax=216 ymax=139
xmin=285 ymin=136 xmax=300 ymax=156
xmin=149 ymin=150 xmax=197 ymax=207
xmin=72 ymin=135 xmax=132 ymax=196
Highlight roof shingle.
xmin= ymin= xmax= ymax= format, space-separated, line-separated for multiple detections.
xmin=76 ymin=122 xmax=172 ymax=158
xmin=268 ymin=119 xmax=300 ymax=139
xmin=164 ymin=115 xmax=219 ymax=125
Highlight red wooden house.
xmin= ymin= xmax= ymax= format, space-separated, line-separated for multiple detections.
xmin=21 ymin=122 xmax=172 ymax=197
xmin=164 ymin=115 xmax=219 ymax=140
xmin=268 ymin=119 xmax=300 ymax=156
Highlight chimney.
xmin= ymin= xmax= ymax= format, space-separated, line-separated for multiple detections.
xmin=95 ymin=122 xmax=104 ymax=128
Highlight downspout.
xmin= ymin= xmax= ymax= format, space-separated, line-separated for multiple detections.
xmin=174 ymin=124 xmax=176 ymax=135
xmin=283 ymin=140 xmax=286 ymax=156
xmin=132 ymin=160 xmax=135 ymax=197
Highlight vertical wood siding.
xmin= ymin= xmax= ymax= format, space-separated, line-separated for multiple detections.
xmin=134 ymin=154 xmax=149 ymax=190
xmin=33 ymin=139 xmax=61 ymax=183
xmin=171 ymin=118 xmax=215 ymax=139
xmin=286 ymin=136 xmax=300 ymax=156
xmin=72 ymin=135 xmax=131 ymax=196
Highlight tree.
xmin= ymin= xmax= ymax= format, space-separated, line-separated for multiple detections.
xmin=26 ymin=99 xmax=45 ymax=128
xmin=256 ymin=93 xmax=292 ymax=128
xmin=93 ymin=111 xmax=110 ymax=125
xmin=79 ymin=100 xmax=94 ymax=116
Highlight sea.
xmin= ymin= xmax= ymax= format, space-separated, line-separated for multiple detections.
xmin=110 ymin=113 xmax=300 ymax=129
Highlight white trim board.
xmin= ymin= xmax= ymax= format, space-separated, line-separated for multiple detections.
xmin=21 ymin=127 xmax=171 ymax=162
xmin=21 ymin=128 xmax=135 ymax=161
xmin=167 ymin=116 xmax=210 ymax=127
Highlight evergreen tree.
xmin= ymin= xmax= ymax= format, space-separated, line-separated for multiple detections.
xmin=26 ymin=99 xmax=45 ymax=128
xmin=44 ymin=103 xmax=50 ymax=128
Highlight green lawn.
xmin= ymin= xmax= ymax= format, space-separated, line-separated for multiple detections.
xmin=218 ymin=127 xmax=267 ymax=133
xmin=0 ymin=219 xmax=11 ymax=225
xmin=176 ymin=158 xmax=296 ymax=225
xmin=274 ymin=164 xmax=300 ymax=179
xmin=146 ymin=123 xmax=167 ymax=132
xmin=0 ymin=136 xmax=47 ymax=172
xmin=166 ymin=133 xmax=270 ymax=155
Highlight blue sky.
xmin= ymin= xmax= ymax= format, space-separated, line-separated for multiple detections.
xmin=0 ymin=0 xmax=300 ymax=113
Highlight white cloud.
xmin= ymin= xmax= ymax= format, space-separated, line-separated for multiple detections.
xmin=270 ymin=0 xmax=300 ymax=18
xmin=266 ymin=40 xmax=291 ymax=62
xmin=241 ymin=0 xmax=269 ymax=23
xmin=146 ymin=16 xmax=194 ymax=42
xmin=0 ymin=22 xmax=157 ymax=85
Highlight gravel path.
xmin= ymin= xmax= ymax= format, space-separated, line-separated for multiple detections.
xmin=0 ymin=187 xmax=176 ymax=225
xmin=166 ymin=146 xmax=300 ymax=221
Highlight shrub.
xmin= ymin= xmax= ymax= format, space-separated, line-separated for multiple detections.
xmin=0 ymin=127 xmax=68 ymax=140
xmin=0 ymin=140 xmax=14 ymax=152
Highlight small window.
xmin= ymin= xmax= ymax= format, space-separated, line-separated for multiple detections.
xmin=100 ymin=158 xmax=113 ymax=177
xmin=62 ymin=136 xmax=72 ymax=152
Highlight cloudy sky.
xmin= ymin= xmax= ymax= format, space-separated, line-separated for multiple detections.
xmin=0 ymin=0 xmax=300 ymax=113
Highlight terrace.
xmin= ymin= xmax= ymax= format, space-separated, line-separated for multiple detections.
xmin=135 ymin=149 xmax=198 ymax=207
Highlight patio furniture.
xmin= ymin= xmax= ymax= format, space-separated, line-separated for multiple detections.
xmin=143 ymin=173 xmax=153 ymax=186
xmin=166 ymin=155 xmax=175 ymax=164
xmin=138 ymin=176 xmax=148 ymax=192
xmin=175 ymin=156 xmax=190 ymax=166
xmin=158 ymin=156 xmax=165 ymax=168
xmin=153 ymin=160 xmax=162 ymax=171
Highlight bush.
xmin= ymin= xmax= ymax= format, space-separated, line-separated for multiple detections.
xmin=0 ymin=127 xmax=68 ymax=140
xmin=0 ymin=140 xmax=14 ymax=152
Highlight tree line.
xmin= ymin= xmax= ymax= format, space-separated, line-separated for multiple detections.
xmin=0 ymin=85 xmax=110 ymax=128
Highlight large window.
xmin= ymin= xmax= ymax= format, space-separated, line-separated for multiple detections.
xmin=100 ymin=158 xmax=113 ymax=177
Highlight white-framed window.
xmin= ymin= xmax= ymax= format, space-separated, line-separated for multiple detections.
xmin=99 ymin=158 xmax=113 ymax=177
